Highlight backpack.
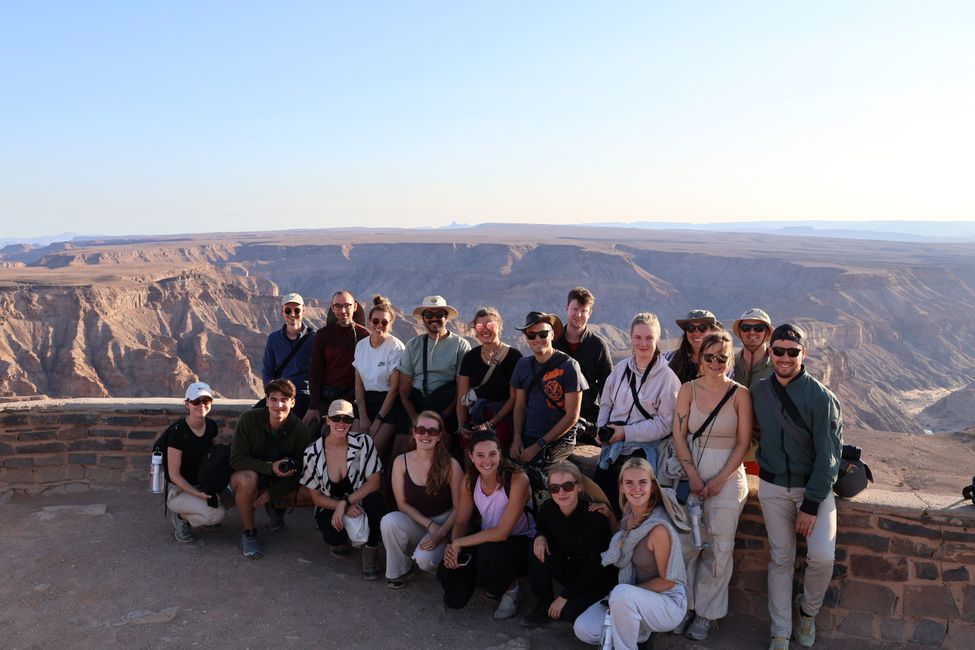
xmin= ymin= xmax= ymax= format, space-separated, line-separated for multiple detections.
xmin=504 ymin=464 xmax=549 ymax=518
xmin=198 ymin=443 xmax=233 ymax=495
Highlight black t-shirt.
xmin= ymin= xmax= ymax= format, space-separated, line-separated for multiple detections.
xmin=459 ymin=345 xmax=523 ymax=403
xmin=164 ymin=418 xmax=218 ymax=485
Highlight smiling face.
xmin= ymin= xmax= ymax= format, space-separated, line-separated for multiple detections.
xmin=184 ymin=396 xmax=212 ymax=418
xmin=525 ymin=323 xmax=554 ymax=357
xmin=684 ymin=320 xmax=713 ymax=353
xmin=566 ymin=299 xmax=592 ymax=331
xmin=630 ymin=322 xmax=658 ymax=360
xmin=281 ymin=302 xmax=303 ymax=329
xmin=547 ymin=470 xmax=580 ymax=511
xmin=266 ymin=390 xmax=294 ymax=426
xmin=331 ymin=291 xmax=355 ymax=327
xmin=469 ymin=439 xmax=501 ymax=478
xmin=369 ymin=308 xmax=392 ymax=338
xmin=412 ymin=415 xmax=443 ymax=449
xmin=737 ymin=319 xmax=769 ymax=351
xmin=771 ymin=340 xmax=805 ymax=381
xmin=620 ymin=466 xmax=655 ymax=509
xmin=422 ymin=309 xmax=447 ymax=336
xmin=327 ymin=413 xmax=353 ymax=437
xmin=700 ymin=339 xmax=732 ymax=378
xmin=473 ymin=315 xmax=500 ymax=345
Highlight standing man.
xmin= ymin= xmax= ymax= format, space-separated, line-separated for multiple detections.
xmin=304 ymin=290 xmax=369 ymax=427
xmin=230 ymin=379 xmax=314 ymax=560
xmin=554 ymin=287 xmax=612 ymax=440
xmin=752 ymin=324 xmax=842 ymax=650
xmin=510 ymin=311 xmax=588 ymax=468
xmin=732 ymin=308 xmax=774 ymax=389
xmin=398 ymin=295 xmax=471 ymax=432
xmin=262 ymin=293 xmax=316 ymax=419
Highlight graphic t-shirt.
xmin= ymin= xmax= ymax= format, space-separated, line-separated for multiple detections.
xmin=510 ymin=353 xmax=588 ymax=443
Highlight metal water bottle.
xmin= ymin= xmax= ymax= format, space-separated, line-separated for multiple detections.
xmin=599 ymin=608 xmax=613 ymax=650
xmin=150 ymin=450 xmax=165 ymax=493
xmin=688 ymin=495 xmax=708 ymax=550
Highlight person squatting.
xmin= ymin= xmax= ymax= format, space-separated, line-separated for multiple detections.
xmin=161 ymin=291 xmax=842 ymax=650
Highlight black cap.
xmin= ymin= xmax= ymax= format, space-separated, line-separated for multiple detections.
xmin=770 ymin=323 xmax=805 ymax=346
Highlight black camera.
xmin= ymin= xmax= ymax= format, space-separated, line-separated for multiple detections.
xmin=277 ymin=457 xmax=299 ymax=475
xmin=963 ymin=476 xmax=975 ymax=506
xmin=598 ymin=421 xmax=626 ymax=443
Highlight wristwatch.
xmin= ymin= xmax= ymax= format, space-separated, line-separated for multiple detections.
xmin=536 ymin=438 xmax=549 ymax=450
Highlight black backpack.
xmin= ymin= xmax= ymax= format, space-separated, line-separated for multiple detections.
xmin=197 ymin=443 xmax=233 ymax=495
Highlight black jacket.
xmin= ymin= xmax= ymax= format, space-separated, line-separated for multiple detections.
xmin=555 ymin=328 xmax=612 ymax=422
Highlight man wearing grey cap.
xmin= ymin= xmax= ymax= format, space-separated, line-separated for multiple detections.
xmin=752 ymin=324 xmax=843 ymax=650
xmin=731 ymin=308 xmax=774 ymax=389
xmin=261 ymin=293 xmax=316 ymax=418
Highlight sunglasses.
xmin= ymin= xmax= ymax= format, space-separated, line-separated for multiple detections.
xmin=771 ymin=346 xmax=802 ymax=358
xmin=738 ymin=323 xmax=767 ymax=333
xmin=524 ymin=329 xmax=551 ymax=340
xmin=413 ymin=425 xmax=443 ymax=436
xmin=189 ymin=398 xmax=212 ymax=406
xmin=683 ymin=323 xmax=712 ymax=334
xmin=548 ymin=480 xmax=578 ymax=494
xmin=328 ymin=415 xmax=354 ymax=424
xmin=474 ymin=322 xmax=497 ymax=333
xmin=422 ymin=310 xmax=447 ymax=320
xmin=371 ymin=318 xmax=389 ymax=327
xmin=283 ymin=307 xmax=302 ymax=316
xmin=332 ymin=303 xmax=353 ymax=311
xmin=702 ymin=353 xmax=729 ymax=364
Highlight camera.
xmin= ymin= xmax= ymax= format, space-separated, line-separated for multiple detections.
xmin=963 ymin=476 xmax=974 ymax=506
xmin=597 ymin=421 xmax=626 ymax=443
xmin=277 ymin=457 xmax=299 ymax=475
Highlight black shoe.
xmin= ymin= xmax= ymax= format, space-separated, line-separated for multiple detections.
xmin=521 ymin=605 xmax=550 ymax=628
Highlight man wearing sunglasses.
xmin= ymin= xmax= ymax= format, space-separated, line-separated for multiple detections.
xmin=305 ymin=290 xmax=369 ymax=428
xmin=731 ymin=308 xmax=774 ymax=389
xmin=510 ymin=311 xmax=588 ymax=467
xmin=752 ymin=324 xmax=843 ymax=650
xmin=262 ymin=293 xmax=316 ymax=418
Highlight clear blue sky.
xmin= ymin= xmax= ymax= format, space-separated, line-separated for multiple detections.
xmin=2 ymin=1 xmax=972 ymax=238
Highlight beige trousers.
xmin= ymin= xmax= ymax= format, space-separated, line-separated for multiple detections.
xmin=167 ymin=485 xmax=226 ymax=528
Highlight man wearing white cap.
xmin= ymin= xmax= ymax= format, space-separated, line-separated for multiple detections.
xmin=732 ymin=308 xmax=774 ymax=389
xmin=262 ymin=293 xmax=316 ymax=418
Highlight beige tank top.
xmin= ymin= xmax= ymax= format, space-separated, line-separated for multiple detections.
xmin=623 ymin=515 xmax=661 ymax=583
xmin=688 ymin=381 xmax=739 ymax=450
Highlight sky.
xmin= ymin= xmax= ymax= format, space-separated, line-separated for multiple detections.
xmin=2 ymin=1 xmax=973 ymax=238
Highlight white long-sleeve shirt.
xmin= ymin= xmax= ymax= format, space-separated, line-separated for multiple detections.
xmin=597 ymin=355 xmax=680 ymax=443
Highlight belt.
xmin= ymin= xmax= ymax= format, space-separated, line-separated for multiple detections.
xmin=759 ymin=468 xmax=809 ymax=488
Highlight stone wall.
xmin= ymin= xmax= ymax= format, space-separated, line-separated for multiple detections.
xmin=2 ymin=399 xmax=974 ymax=648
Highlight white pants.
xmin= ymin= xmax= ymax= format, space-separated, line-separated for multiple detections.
xmin=682 ymin=447 xmax=747 ymax=620
xmin=574 ymin=584 xmax=687 ymax=650
xmin=167 ymin=485 xmax=226 ymax=528
xmin=380 ymin=510 xmax=450 ymax=580
xmin=758 ymin=479 xmax=837 ymax=637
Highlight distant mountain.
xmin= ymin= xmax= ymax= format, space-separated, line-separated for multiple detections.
xmin=586 ymin=220 xmax=975 ymax=242
xmin=0 ymin=233 xmax=79 ymax=249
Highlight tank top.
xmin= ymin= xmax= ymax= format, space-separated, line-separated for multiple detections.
xmin=623 ymin=515 xmax=661 ymax=583
xmin=473 ymin=475 xmax=535 ymax=537
xmin=688 ymin=381 xmax=739 ymax=450
xmin=403 ymin=455 xmax=453 ymax=517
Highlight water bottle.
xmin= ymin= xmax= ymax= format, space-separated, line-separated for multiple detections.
xmin=688 ymin=495 xmax=708 ymax=550
xmin=150 ymin=450 xmax=165 ymax=494
xmin=599 ymin=607 xmax=613 ymax=650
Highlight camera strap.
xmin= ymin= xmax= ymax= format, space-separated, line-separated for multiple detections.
xmin=272 ymin=326 xmax=313 ymax=379
xmin=762 ymin=377 xmax=815 ymax=453
xmin=622 ymin=356 xmax=656 ymax=422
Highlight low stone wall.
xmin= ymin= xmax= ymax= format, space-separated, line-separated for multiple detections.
xmin=2 ymin=399 xmax=973 ymax=648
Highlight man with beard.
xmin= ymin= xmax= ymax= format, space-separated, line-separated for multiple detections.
xmin=752 ymin=324 xmax=843 ymax=650
xmin=261 ymin=293 xmax=316 ymax=418
xmin=732 ymin=308 xmax=774 ymax=389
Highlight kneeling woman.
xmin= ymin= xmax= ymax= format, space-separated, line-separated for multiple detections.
xmin=380 ymin=411 xmax=463 ymax=589
xmin=574 ymin=457 xmax=688 ymax=650
xmin=300 ymin=399 xmax=385 ymax=580
xmin=438 ymin=430 xmax=535 ymax=619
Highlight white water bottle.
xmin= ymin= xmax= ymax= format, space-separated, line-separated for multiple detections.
xmin=599 ymin=608 xmax=613 ymax=650
xmin=150 ymin=450 xmax=165 ymax=493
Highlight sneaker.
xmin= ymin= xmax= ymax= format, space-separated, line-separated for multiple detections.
xmin=171 ymin=513 xmax=194 ymax=543
xmin=240 ymin=532 xmax=263 ymax=559
xmin=265 ymin=503 xmax=286 ymax=532
xmin=493 ymin=582 xmax=521 ymax=620
xmin=672 ymin=609 xmax=695 ymax=635
xmin=686 ymin=615 xmax=714 ymax=641
xmin=361 ymin=546 xmax=381 ymax=581
xmin=794 ymin=595 xmax=816 ymax=647
xmin=386 ymin=567 xmax=414 ymax=590
xmin=520 ymin=604 xmax=550 ymax=628
xmin=769 ymin=636 xmax=790 ymax=650
xmin=199 ymin=523 xmax=222 ymax=532
xmin=330 ymin=542 xmax=354 ymax=558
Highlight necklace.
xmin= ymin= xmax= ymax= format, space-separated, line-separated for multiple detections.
xmin=481 ymin=344 xmax=500 ymax=364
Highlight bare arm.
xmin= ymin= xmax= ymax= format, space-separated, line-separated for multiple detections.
xmin=456 ymin=373 xmax=472 ymax=430
xmin=399 ymin=372 xmax=419 ymax=425
xmin=354 ymin=370 xmax=371 ymax=432
xmin=166 ymin=447 xmax=208 ymax=500
xmin=671 ymin=383 xmax=705 ymax=493
xmin=454 ymin=472 xmax=531 ymax=548
xmin=511 ymin=388 xmax=527 ymax=456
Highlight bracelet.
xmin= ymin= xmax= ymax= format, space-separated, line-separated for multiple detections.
xmin=375 ymin=413 xmax=385 ymax=422
xmin=343 ymin=495 xmax=352 ymax=506
xmin=427 ymin=521 xmax=436 ymax=531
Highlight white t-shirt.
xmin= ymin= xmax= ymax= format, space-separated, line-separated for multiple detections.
xmin=353 ymin=335 xmax=405 ymax=392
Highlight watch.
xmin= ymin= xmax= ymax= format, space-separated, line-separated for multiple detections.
xmin=536 ymin=438 xmax=549 ymax=450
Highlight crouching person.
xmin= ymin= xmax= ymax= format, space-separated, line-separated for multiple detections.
xmin=165 ymin=381 xmax=226 ymax=542
xmin=381 ymin=411 xmax=463 ymax=589
xmin=230 ymin=378 xmax=313 ymax=559
xmin=300 ymin=399 xmax=385 ymax=580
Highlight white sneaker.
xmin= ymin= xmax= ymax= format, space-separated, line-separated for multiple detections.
xmin=493 ymin=583 xmax=521 ymax=620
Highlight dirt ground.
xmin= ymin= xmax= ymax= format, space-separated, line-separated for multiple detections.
xmin=0 ymin=485 xmax=936 ymax=650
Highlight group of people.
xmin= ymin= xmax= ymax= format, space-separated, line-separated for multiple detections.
xmin=161 ymin=288 xmax=844 ymax=650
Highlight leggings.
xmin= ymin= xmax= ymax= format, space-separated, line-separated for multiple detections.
xmin=437 ymin=535 xmax=532 ymax=609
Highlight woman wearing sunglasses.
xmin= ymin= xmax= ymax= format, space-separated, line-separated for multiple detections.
xmin=669 ymin=332 xmax=751 ymax=641
xmin=574 ymin=457 xmax=688 ymax=649
xmin=353 ymin=295 xmax=406 ymax=463
xmin=380 ymin=411 xmax=463 ymax=589
xmin=667 ymin=309 xmax=724 ymax=384
xmin=300 ymin=399 xmax=385 ymax=580
xmin=521 ymin=462 xmax=617 ymax=628
xmin=456 ymin=307 xmax=522 ymax=450
xmin=438 ymin=430 xmax=535 ymax=619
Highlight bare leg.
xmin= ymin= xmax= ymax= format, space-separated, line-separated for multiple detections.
xmin=231 ymin=470 xmax=259 ymax=530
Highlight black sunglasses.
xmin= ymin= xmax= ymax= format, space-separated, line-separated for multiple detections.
xmin=771 ymin=346 xmax=802 ymax=358
xmin=422 ymin=310 xmax=448 ymax=320
xmin=188 ymin=397 xmax=212 ymax=406
xmin=683 ymin=323 xmax=711 ymax=334
xmin=525 ymin=329 xmax=551 ymax=340
xmin=371 ymin=318 xmax=389 ymax=326
xmin=413 ymin=425 xmax=443 ymax=436
xmin=702 ymin=353 xmax=729 ymax=364
xmin=328 ymin=415 xmax=354 ymax=424
xmin=283 ymin=307 xmax=302 ymax=315
xmin=738 ymin=323 xmax=767 ymax=333
xmin=548 ymin=480 xmax=578 ymax=494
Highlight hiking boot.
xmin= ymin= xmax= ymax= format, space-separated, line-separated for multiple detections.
xmin=361 ymin=546 xmax=381 ymax=581
xmin=493 ymin=582 xmax=521 ymax=620
xmin=171 ymin=512 xmax=194 ymax=543
xmin=265 ymin=503 xmax=286 ymax=532
xmin=240 ymin=532 xmax=263 ymax=559
xmin=769 ymin=636 xmax=790 ymax=650
xmin=520 ymin=604 xmax=550 ymax=627
xmin=686 ymin=615 xmax=714 ymax=641
xmin=330 ymin=542 xmax=354 ymax=558
xmin=795 ymin=595 xmax=816 ymax=647
xmin=672 ymin=609 xmax=695 ymax=635
xmin=386 ymin=566 xmax=414 ymax=590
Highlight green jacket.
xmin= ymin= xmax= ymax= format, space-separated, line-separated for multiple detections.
xmin=231 ymin=408 xmax=313 ymax=499
xmin=753 ymin=367 xmax=843 ymax=516
xmin=733 ymin=349 xmax=773 ymax=389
